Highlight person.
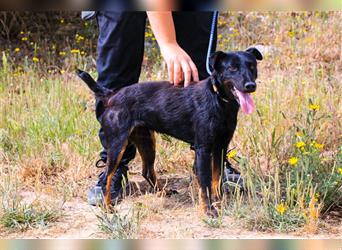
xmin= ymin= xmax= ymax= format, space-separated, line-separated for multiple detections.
xmin=86 ymin=11 xmax=242 ymax=205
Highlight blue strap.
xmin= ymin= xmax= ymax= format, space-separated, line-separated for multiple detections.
xmin=206 ymin=11 xmax=219 ymax=76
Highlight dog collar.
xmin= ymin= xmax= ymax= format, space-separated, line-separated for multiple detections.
xmin=210 ymin=77 xmax=229 ymax=103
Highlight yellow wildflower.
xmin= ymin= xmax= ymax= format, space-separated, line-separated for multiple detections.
xmin=59 ymin=51 xmax=66 ymax=56
xmin=14 ymin=48 xmax=20 ymax=52
xmin=309 ymin=104 xmax=320 ymax=111
xmin=60 ymin=19 xmax=65 ymax=24
xmin=20 ymin=31 xmax=24 ymax=35
xmin=275 ymin=203 xmax=287 ymax=215
xmin=145 ymin=31 xmax=152 ymax=38
xmin=296 ymin=141 xmax=306 ymax=149
xmin=76 ymin=34 xmax=85 ymax=42
xmin=227 ymin=150 xmax=237 ymax=159
xmin=338 ymin=168 xmax=342 ymax=175
xmin=314 ymin=193 xmax=320 ymax=202
xmin=305 ymin=37 xmax=314 ymax=43
xmin=230 ymin=29 xmax=239 ymax=38
xmin=60 ymin=70 xmax=65 ymax=74
xmin=312 ymin=142 xmax=324 ymax=150
xmin=288 ymin=157 xmax=298 ymax=166
xmin=21 ymin=37 xmax=28 ymax=41
xmin=71 ymin=49 xmax=80 ymax=54
xmin=288 ymin=31 xmax=295 ymax=38
xmin=295 ymin=132 xmax=304 ymax=137
xmin=32 ymin=57 xmax=39 ymax=62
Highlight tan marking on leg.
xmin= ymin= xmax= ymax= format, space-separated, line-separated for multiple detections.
xmin=104 ymin=140 xmax=128 ymax=206
xmin=212 ymin=150 xmax=223 ymax=201
xmin=199 ymin=187 xmax=218 ymax=217
xmin=212 ymin=163 xmax=221 ymax=201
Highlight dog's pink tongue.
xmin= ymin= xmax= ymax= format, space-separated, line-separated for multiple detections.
xmin=235 ymin=90 xmax=255 ymax=114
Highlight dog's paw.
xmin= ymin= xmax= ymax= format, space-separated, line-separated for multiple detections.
xmin=205 ymin=206 xmax=219 ymax=218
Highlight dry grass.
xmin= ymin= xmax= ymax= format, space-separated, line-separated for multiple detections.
xmin=0 ymin=11 xmax=341 ymax=238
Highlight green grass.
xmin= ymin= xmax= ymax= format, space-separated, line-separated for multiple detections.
xmin=0 ymin=12 xmax=341 ymax=236
xmin=95 ymin=203 xmax=145 ymax=239
xmin=0 ymin=167 xmax=62 ymax=231
xmin=203 ymin=216 xmax=224 ymax=229
xmin=0 ymin=204 xmax=60 ymax=231
xmin=1 ymin=69 xmax=98 ymax=159
xmin=223 ymin=105 xmax=341 ymax=232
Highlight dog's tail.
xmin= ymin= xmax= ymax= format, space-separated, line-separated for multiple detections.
xmin=76 ymin=69 xmax=113 ymax=100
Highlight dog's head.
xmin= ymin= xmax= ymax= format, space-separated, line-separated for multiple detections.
xmin=209 ymin=48 xmax=263 ymax=114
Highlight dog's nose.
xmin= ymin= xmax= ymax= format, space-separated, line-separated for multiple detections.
xmin=244 ymin=82 xmax=256 ymax=92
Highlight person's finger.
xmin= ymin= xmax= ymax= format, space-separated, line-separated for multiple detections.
xmin=189 ymin=60 xmax=199 ymax=82
xmin=174 ymin=61 xmax=182 ymax=85
xmin=181 ymin=61 xmax=192 ymax=87
xmin=167 ymin=60 xmax=174 ymax=84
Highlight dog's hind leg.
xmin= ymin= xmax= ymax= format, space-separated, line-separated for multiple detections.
xmin=130 ymin=127 xmax=158 ymax=190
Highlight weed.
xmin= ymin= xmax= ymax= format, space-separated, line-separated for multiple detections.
xmin=225 ymin=101 xmax=341 ymax=232
xmin=0 ymin=204 xmax=60 ymax=230
xmin=95 ymin=203 xmax=145 ymax=239
xmin=0 ymin=167 xmax=61 ymax=231
xmin=0 ymin=12 xmax=341 ymax=237
xmin=203 ymin=216 xmax=223 ymax=229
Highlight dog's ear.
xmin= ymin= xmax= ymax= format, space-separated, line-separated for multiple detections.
xmin=209 ymin=51 xmax=226 ymax=71
xmin=246 ymin=47 xmax=263 ymax=61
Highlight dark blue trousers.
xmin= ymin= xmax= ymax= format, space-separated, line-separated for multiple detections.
xmin=96 ymin=11 xmax=217 ymax=167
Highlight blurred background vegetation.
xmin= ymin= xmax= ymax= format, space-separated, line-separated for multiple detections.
xmin=0 ymin=11 xmax=335 ymax=73
xmin=0 ymin=11 xmax=341 ymax=237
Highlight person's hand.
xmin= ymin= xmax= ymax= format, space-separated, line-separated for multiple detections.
xmin=160 ymin=43 xmax=199 ymax=87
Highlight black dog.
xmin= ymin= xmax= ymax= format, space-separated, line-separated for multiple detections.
xmin=77 ymin=48 xmax=262 ymax=217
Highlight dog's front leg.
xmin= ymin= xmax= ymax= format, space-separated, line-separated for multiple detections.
xmin=194 ymin=147 xmax=218 ymax=217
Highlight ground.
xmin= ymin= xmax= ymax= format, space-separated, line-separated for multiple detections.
xmin=1 ymin=173 xmax=340 ymax=239
xmin=0 ymin=11 xmax=341 ymax=239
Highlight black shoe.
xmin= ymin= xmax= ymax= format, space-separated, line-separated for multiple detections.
xmin=88 ymin=163 xmax=129 ymax=206
xmin=222 ymin=159 xmax=245 ymax=193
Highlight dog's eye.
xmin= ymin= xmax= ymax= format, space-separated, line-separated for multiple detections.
xmin=228 ymin=66 xmax=238 ymax=72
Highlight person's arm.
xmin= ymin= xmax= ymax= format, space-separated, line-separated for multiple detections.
xmin=147 ymin=11 xmax=199 ymax=86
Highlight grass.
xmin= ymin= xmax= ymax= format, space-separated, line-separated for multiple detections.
xmin=95 ymin=203 xmax=145 ymax=239
xmin=0 ymin=11 xmax=341 ymax=237
xmin=0 ymin=203 xmax=60 ymax=231
xmin=222 ymin=105 xmax=341 ymax=233
xmin=203 ymin=216 xmax=224 ymax=229
xmin=0 ymin=167 xmax=62 ymax=231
